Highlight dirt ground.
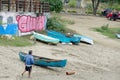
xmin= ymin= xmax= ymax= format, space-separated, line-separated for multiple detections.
xmin=0 ymin=14 xmax=120 ymax=80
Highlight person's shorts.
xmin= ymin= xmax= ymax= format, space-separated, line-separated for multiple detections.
xmin=25 ymin=66 xmax=32 ymax=72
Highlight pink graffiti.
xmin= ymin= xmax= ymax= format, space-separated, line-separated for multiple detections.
xmin=16 ymin=15 xmax=45 ymax=32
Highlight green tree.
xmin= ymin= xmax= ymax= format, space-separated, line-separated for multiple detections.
xmin=43 ymin=0 xmax=63 ymax=13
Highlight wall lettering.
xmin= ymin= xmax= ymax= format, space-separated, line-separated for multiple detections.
xmin=16 ymin=15 xmax=46 ymax=32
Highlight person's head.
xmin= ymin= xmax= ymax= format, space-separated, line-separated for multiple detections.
xmin=28 ymin=50 xmax=32 ymax=55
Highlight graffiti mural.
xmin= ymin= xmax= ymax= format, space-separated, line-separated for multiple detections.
xmin=0 ymin=16 xmax=3 ymax=24
xmin=7 ymin=16 xmax=13 ymax=24
xmin=0 ymin=12 xmax=18 ymax=35
xmin=0 ymin=12 xmax=47 ymax=36
xmin=16 ymin=15 xmax=46 ymax=32
xmin=0 ymin=24 xmax=18 ymax=35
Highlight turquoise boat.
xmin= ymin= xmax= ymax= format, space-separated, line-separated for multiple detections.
xmin=46 ymin=30 xmax=80 ymax=44
xmin=74 ymin=34 xmax=94 ymax=45
xmin=19 ymin=52 xmax=67 ymax=67
xmin=33 ymin=32 xmax=60 ymax=44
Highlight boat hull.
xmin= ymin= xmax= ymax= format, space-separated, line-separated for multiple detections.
xmin=33 ymin=32 xmax=60 ymax=44
xmin=47 ymin=30 xmax=80 ymax=44
xmin=19 ymin=52 xmax=67 ymax=67
xmin=74 ymin=34 xmax=94 ymax=45
xmin=116 ymin=34 xmax=120 ymax=39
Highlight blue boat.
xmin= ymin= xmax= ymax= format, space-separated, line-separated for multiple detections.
xmin=19 ymin=52 xmax=67 ymax=67
xmin=74 ymin=34 xmax=94 ymax=45
xmin=46 ymin=30 xmax=80 ymax=44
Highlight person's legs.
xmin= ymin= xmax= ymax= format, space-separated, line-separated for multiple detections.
xmin=28 ymin=70 xmax=31 ymax=78
xmin=22 ymin=66 xmax=28 ymax=76
xmin=28 ymin=66 xmax=32 ymax=78
xmin=22 ymin=70 xmax=26 ymax=76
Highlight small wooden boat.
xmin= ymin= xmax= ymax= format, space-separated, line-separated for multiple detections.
xmin=33 ymin=32 xmax=60 ymax=44
xmin=46 ymin=30 xmax=80 ymax=44
xmin=19 ymin=52 xmax=67 ymax=67
xmin=74 ymin=34 xmax=94 ymax=45
xmin=116 ymin=34 xmax=120 ymax=39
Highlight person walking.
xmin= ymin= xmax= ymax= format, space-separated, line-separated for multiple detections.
xmin=22 ymin=50 xmax=34 ymax=78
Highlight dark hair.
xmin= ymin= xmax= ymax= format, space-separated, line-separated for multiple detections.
xmin=29 ymin=50 xmax=32 ymax=54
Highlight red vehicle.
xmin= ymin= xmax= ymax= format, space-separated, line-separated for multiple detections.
xmin=106 ymin=12 xmax=120 ymax=21
xmin=118 ymin=12 xmax=120 ymax=19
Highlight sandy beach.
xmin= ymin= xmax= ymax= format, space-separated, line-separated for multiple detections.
xmin=0 ymin=14 xmax=120 ymax=80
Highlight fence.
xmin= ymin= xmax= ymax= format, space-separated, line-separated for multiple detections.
xmin=0 ymin=0 xmax=50 ymax=14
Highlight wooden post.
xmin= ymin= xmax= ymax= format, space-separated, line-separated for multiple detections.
xmin=0 ymin=0 xmax=1 ymax=11
xmin=66 ymin=71 xmax=75 ymax=75
xmin=23 ymin=0 xmax=25 ymax=12
xmin=40 ymin=2 xmax=43 ymax=15
xmin=34 ymin=1 xmax=36 ymax=13
xmin=16 ymin=0 xmax=18 ymax=12
xmin=38 ymin=1 xmax=40 ymax=14
xmin=29 ymin=0 xmax=31 ymax=12
xmin=11 ymin=0 xmax=14 ymax=11
xmin=8 ymin=0 xmax=10 ymax=11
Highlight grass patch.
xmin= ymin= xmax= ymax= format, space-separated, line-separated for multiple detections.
xmin=0 ymin=35 xmax=33 ymax=47
xmin=94 ymin=24 xmax=120 ymax=38
xmin=67 ymin=10 xmax=77 ymax=14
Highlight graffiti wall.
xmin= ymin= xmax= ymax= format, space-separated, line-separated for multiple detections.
xmin=16 ymin=15 xmax=46 ymax=32
xmin=0 ymin=12 xmax=18 ymax=35
xmin=0 ymin=12 xmax=47 ymax=36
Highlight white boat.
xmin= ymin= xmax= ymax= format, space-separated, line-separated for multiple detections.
xmin=116 ymin=34 xmax=120 ymax=39
xmin=74 ymin=34 xmax=94 ymax=45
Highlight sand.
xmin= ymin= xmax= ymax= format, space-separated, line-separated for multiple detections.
xmin=0 ymin=14 xmax=120 ymax=80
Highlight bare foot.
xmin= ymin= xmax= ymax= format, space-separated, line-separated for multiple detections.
xmin=21 ymin=73 xmax=23 ymax=76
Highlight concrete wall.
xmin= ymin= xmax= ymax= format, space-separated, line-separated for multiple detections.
xmin=0 ymin=12 xmax=47 ymax=36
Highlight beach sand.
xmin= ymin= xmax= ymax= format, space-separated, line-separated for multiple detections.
xmin=0 ymin=14 xmax=120 ymax=80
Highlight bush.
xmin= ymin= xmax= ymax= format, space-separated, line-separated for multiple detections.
xmin=43 ymin=0 xmax=63 ymax=13
xmin=46 ymin=13 xmax=75 ymax=33
xmin=101 ymin=24 xmax=109 ymax=31
xmin=95 ymin=24 xmax=109 ymax=32
xmin=86 ymin=4 xmax=93 ymax=14
xmin=110 ymin=3 xmax=120 ymax=10
xmin=68 ymin=0 xmax=76 ymax=7
xmin=46 ymin=17 xmax=66 ymax=32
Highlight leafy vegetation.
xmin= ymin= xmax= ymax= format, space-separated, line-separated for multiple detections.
xmin=46 ymin=13 xmax=75 ymax=33
xmin=46 ymin=17 xmax=65 ymax=32
xmin=98 ymin=0 xmax=120 ymax=14
xmin=108 ymin=3 xmax=120 ymax=10
xmin=68 ymin=0 xmax=76 ymax=8
xmin=86 ymin=4 xmax=93 ymax=14
xmin=0 ymin=36 xmax=33 ymax=47
xmin=43 ymin=0 xmax=63 ymax=13
xmin=94 ymin=24 xmax=120 ymax=38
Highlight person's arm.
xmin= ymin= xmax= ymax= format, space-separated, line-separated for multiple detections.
xmin=30 ymin=56 xmax=34 ymax=65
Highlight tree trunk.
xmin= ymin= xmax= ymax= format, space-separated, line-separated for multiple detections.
xmin=91 ymin=0 xmax=100 ymax=15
